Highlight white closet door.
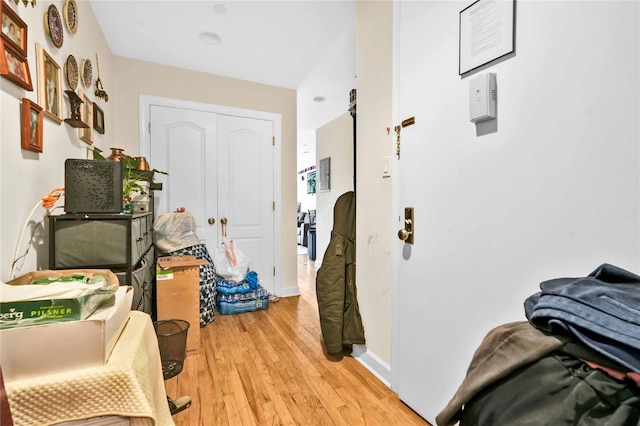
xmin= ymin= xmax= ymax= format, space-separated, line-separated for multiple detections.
xmin=149 ymin=106 xmax=275 ymax=293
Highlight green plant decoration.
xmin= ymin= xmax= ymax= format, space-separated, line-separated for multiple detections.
xmin=92 ymin=150 xmax=167 ymax=213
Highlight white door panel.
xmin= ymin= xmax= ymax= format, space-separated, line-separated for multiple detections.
xmin=149 ymin=107 xmax=275 ymax=293
xmin=218 ymin=114 xmax=274 ymax=291
xmin=150 ymin=107 xmax=217 ymax=247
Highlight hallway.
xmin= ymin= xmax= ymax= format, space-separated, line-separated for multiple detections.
xmin=165 ymin=254 xmax=429 ymax=425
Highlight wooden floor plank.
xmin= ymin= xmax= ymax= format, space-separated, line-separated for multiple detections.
xmin=164 ymin=254 xmax=431 ymax=425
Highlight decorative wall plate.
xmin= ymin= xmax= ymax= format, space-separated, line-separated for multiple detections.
xmin=81 ymin=59 xmax=92 ymax=88
xmin=63 ymin=0 xmax=79 ymax=34
xmin=65 ymin=55 xmax=79 ymax=90
xmin=45 ymin=5 xmax=63 ymax=48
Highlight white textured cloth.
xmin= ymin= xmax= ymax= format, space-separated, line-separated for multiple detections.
xmin=5 ymin=312 xmax=174 ymax=426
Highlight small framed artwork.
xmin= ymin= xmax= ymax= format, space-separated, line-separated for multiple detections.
xmin=1 ymin=1 xmax=28 ymax=56
xmin=36 ymin=43 xmax=63 ymax=123
xmin=307 ymin=171 xmax=316 ymax=194
xmin=21 ymin=98 xmax=43 ymax=153
xmin=0 ymin=38 xmax=32 ymax=90
xmin=79 ymin=90 xmax=93 ymax=144
xmin=93 ymin=101 xmax=104 ymax=134
xmin=459 ymin=0 xmax=515 ymax=75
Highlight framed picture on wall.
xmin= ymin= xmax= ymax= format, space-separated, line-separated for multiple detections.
xmin=93 ymin=102 xmax=104 ymax=134
xmin=307 ymin=171 xmax=316 ymax=194
xmin=0 ymin=38 xmax=32 ymax=90
xmin=21 ymin=98 xmax=43 ymax=153
xmin=459 ymin=0 xmax=515 ymax=75
xmin=1 ymin=1 xmax=28 ymax=57
xmin=36 ymin=43 xmax=63 ymax=123
xmin=79 ymin=90 xmax=93 ymax=144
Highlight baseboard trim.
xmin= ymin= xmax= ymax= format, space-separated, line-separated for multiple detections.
xmin=351 ymin=345 xmax=391 ymax=388
xmin=278 ymin=285 xmax=300 ymax=298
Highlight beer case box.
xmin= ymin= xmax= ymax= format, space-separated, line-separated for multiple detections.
xmin=156 ymin=255 xmax=209 ymax=355
xmin=1 ymin=269 xmax=120 ymax=330
xmin=0 ymin=286 xmax=133 ymax=382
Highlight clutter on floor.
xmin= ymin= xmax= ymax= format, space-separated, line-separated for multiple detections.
xmin=154 ymin=209 xmax=277 ymax=320
xmin=153 ymin=211 xmax=217 ymax=326
xmin=214 ymin=220 xmax=273 ymax=314
xmin=436 ymin=263 xmax=640 ymax=426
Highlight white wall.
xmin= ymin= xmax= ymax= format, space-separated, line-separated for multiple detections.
xmin=355 ymin=0 xmax=395 ymax=368
xmin=315 ymin=113 xmax=354 ymax=265
xmin=1 ymin=1 xmax=114 ymax=281
xmin=354 ymin=0 xmax=640 ymax=390
xmin=392 ymin=1 xmax=639 ymax=421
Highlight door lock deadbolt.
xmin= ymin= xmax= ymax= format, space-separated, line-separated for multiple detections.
xmin=397 ymin=207 xmax=414 ymax=244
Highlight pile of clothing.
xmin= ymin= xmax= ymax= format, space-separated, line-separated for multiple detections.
xmin=437 ymin=263 xmax=640 ymax=426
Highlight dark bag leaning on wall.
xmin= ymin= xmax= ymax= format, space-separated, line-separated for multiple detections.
xmin=315 ymin=191 xmax=365 ymax=355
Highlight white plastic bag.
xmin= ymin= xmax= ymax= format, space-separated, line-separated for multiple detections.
xmin=213 ymin=240 xmax=249 ymax=283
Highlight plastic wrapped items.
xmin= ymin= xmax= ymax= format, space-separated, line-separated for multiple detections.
xmin=153 ymin=211 xmax=201 ymax=254
xmin=1 ymin=269 xmax=119 ymax=329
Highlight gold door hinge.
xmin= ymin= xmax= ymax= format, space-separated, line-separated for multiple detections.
xmin=148 ymin=122 xmax=151 ymax=134
xmin=272 ymin=136 xmax=275 ymax=146
xmin=273 ymin=267 xmax=276 ymax=276
xmin=272 ymin=201 xmax=275 ymax=210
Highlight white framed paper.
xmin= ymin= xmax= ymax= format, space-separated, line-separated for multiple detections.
xmin=459 ymin=0 xmax=515 ymax=75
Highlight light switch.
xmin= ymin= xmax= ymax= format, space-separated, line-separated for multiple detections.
xmin=382 ymin=156 xmax=391 ymax=178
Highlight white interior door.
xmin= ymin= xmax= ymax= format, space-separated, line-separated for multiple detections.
xmin=149 ymin=105 xmax=275 ymax=293
xmin=393 ymin=2 xmax=461 ymax=423
xmin=150 ymin=105 xmax=217 ymax=247
xmin=217 ymin=114 xmax=275 ymax=292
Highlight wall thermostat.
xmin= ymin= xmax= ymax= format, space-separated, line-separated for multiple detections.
xmin=469 ymin=73 xmax=497 ymax=123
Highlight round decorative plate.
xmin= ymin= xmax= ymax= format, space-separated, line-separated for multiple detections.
xmin=45 ymin=5 xmax=63 ymax=48
xmin=65 ymin=55 xmax=79 ymax=90
xmin=63 ymin=0 xmax=79 ymax=34
xmin=81 ymin=59 xmax=92 ymax=88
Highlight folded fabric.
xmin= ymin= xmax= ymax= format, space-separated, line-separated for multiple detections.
xmin=436 ymin=321 xmax=635 ymax=426
xmin=524 ymin=263 xmax=640 ymax=373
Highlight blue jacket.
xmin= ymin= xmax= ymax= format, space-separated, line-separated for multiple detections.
xmin=524 ymin=263 xmax=640 ymax=373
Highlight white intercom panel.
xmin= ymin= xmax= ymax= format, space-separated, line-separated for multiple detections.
xmin=469 ymin=73 xmax=497 ymax=122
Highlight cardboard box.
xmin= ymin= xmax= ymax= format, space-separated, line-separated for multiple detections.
xmin=1 ymin=269 xmax=120 ymax=329
xmin=0 ymin=286 xmax=133 ymax=382
xmin=156 ymin=255 xmax=209 ymax=355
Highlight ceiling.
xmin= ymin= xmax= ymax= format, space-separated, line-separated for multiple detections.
xmin=89 ymin=0 xmax=357 ymax=169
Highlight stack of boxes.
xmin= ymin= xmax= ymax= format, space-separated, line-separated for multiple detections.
xmin=0 ymin=270 xmax=133 ymax=382
xmin=216 ymin=271 xmax=269 ymax=315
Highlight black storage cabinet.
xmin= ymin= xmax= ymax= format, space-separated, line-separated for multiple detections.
xmin=48 ymin=212 xmax=155 ymax=314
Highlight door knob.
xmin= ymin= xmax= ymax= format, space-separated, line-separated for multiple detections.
xmin=398 ymin=229 xmax=412 ymax=241
xmin=208 ymin=217 xmax=215 ymax=225
xmin=398 ymin=207 xmax=414 ymax=244
xmin=220 ymin=217 xmax=227 ymax=225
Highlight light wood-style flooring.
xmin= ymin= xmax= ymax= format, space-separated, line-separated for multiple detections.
xmin=165 ymin=254 xmax=431 ymax=425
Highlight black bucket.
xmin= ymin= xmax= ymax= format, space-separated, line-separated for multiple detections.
xmin=154 ymin=319 xmax=190 ymax=380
